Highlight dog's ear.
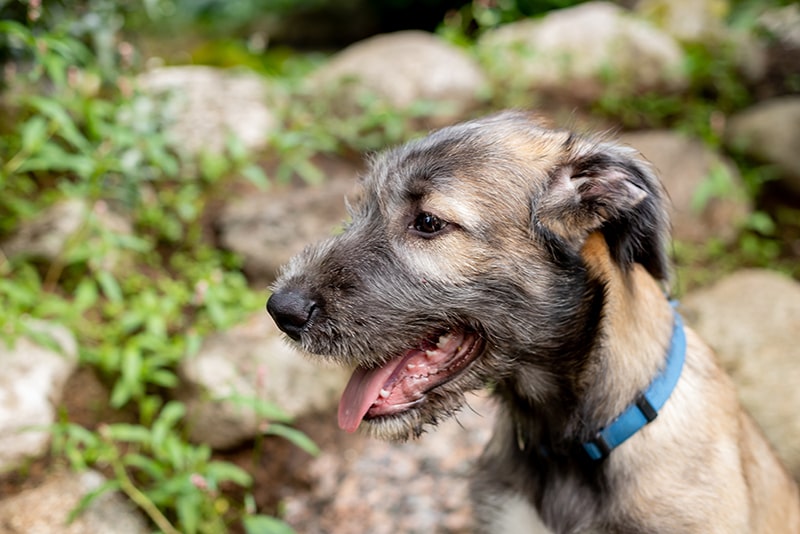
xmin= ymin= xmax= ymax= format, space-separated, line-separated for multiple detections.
xmin=533 ymin=144 xmax=670 ymax=281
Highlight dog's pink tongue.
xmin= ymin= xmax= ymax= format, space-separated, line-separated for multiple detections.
xmin=338 ymin=362 xmax=398 ymax=433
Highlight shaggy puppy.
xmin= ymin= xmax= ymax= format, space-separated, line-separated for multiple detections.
xmin=268 ymin=111 xmax=800 ymax=533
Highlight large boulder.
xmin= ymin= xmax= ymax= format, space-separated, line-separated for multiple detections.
xmin=179 ymin=312 xmax=349 ymax=450
xmin=725 ymin=97 xmax=800 ymax=196
xmin=0 ymin=321 xmax=78 ymax=472
xmin=619 ymin=130 xmax=750 ymax=245
xmin=0 ymin=470 xmax=147 ymax=534
xmin=681 ymin=269 xmax=800 ymax=479
xmin=478 ymin=2 xmax=687 ymax=103
xmin=138 ymin=66 xmax=277 ymax=156
xmin=307 ymin=30 xmax=489 ymax=126
xmin=216 ymin=157 xmax=360 ymax=285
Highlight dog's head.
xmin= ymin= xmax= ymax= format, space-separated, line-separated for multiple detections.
xmin=267 ymin=111 xmax=670 ymax=440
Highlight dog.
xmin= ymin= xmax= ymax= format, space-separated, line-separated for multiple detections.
xmin=267 ymin=111 xmax=800 ymax=533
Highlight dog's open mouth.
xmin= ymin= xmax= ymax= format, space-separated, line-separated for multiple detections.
xmin=337 ymin=328 xmax=483 ymax=432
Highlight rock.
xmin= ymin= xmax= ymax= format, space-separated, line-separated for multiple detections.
xmin=216 ymin=157 xmax=359 ymax=285
xmin=283 ymin=392 xmax=495 ymax=533
xmin=751 ymin=5 xmax=800 ymax=98
xmin=0 ymin=198 xmax=131 ymax=271
xmin=681 ymin=269 xmax=800 ymax=479
xmin=0 ymin=469 xmax=148 ymax=533
xmin=0 ymin=321 xmax=78 ymax=472
xmin=478 ymin=2 xmax=687 ymax=103
xmin=634 ymin=0 xmax=729 ymax=43
xmin=619 ymin=130 xmax=750 ymax=244
xmin=725 ymin=97 xmax=800 ymax=195
xmin=179 ymin=312 xmax=349 ymax=450
xmin=308 ymin=30 xmax=489 ymax=126
xmin=759 ymin=4 xmax=800 ymax=48
xmin=633 ymin=0 xmax=767 ymax=82
xmin=137 ymin=66 xmax=276 ymax=156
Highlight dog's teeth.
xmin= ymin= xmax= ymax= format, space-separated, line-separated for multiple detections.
xmin=425 ymin=350 xmax=436 ymax=359
xmin=407 ymin=363 xmax=416 ymax=370
xmin=379 ymin=388 xmax=390 ymax=399
xmin=436 ymin=333 xmax=453 ymax=349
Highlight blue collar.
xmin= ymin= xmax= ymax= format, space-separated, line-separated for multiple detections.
xmin=582 ymin=312 xmax=686 ymax=461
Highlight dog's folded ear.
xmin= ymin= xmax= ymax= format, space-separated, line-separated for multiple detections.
xmin=533 ymin=144 xmax=670 ymax=281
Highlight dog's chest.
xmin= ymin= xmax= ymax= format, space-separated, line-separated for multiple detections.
xmin=488 ymin=493 xmax=554 ymax=534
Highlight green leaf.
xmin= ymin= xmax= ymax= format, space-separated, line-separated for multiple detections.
xmin=121 ymin=345 xmax=143 ymax=392
xmin=263 ymin=423 xmax=319 ymax=456
xmin=67 ymin=479 xmax=121 ymax=524
xmin=74 ymin=278 xmax=99 ymax=312
xmin=148 ymin=369 xmax=179 ymax=388
xmin=110 ymin=380 xmax=133 ymax=408
xmin=175 ymin=492 xmax=202 ymax=534
xmin=27 ymin=96 xmax=92 ymax=153
xmin=241 ymin=164 xmax=270 ymax=189
xmin=745 ymin=211 xmax=776 ymax=236
xmin=222 ymin=393 xmax=292 ymax=423
xmin=199 ymin=151 xmax=230 ymax=182
xmin=205 ymin=461 xmax=252 ymax=487
xmin=105 ymin=423 xmax=151 ymax=444
xmin=96 ymin=270 xmax=123 ymax=303
xmin=123 ymin=452 xmax=167 ymax=481
xmin=152 ymin=401 xmax=186 ymax=448
xmin=157 ymin=401 xmax=186 ymax=429
xmin=18 ymin=146 xmax=96 ymax=178
xmin=243 ymin=515 xmax=296 ymax=534
xmin=20 ymin=116 xmax=49 ymax=153
xmin=293 ymin=158 xmax=324 ymax=185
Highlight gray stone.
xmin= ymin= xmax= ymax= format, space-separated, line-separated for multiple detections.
xmin=634 ymin=0 xmax=728 ymax=43
xmin=308 ymin=30 xmax=489 ymax=126
xmin=725 ymin=97 xmax=800 ymax=195
xmin=478 ymin=2 xmax=687 ymax=103
xmin=138 ymin=66 xmax=276 ymax=156
xmin=759 ymin=4 xmax=800 ymax=48
xmin=216 ymin=157 xmax=359 ymax=285
xmin=0 ymin=469 xmax=148 ymax=534
xmin=0 ymin=321 xmax=78 ymax=472
xmin=681 ymin=269 xmax=800 ymax=479
xmin=620 ymin=130 xmax=751 ymax=244
xmin=179 ymin=312 xmax=349 ymax=450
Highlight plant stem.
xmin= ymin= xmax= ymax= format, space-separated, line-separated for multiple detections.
xmin=111 ymin=458 xmax=180 ymax=534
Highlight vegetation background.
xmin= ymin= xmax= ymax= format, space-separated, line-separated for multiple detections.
xmin=0 ymin=0 xmax=797 ymax=532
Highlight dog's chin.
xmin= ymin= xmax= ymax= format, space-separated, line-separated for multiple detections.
xmin=336 ymin=327 xmax=485 ymax=440
xmin=359 ymin=389 xmax=471 ymax=441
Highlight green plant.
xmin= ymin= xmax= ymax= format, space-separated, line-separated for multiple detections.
xmin=593 ymin=41 xmax=753 ymax=143
xmin=1 ymin=8 xmax=312 ymax=533
xmin=52 ymin=401 xmax=296 ymax=534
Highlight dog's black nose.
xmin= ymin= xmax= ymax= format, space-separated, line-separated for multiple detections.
xmin=267 ymin=290 xmax=317 ymax=341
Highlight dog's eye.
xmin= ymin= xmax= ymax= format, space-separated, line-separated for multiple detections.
xmin=412 ymin=212 xmax=448 ymax=235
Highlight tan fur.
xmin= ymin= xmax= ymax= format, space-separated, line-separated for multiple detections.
xmin=579 ymin=234 xmax=800 ymax=532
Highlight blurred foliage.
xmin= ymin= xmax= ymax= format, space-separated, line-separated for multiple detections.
xmin=0 ymin=3 xmax=312 ymax=533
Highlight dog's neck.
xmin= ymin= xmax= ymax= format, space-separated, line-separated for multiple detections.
xmin=577 ymin=232 xmax=674 ymax=431
xmin=502 ymin=233 xmax=674 ymax=457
